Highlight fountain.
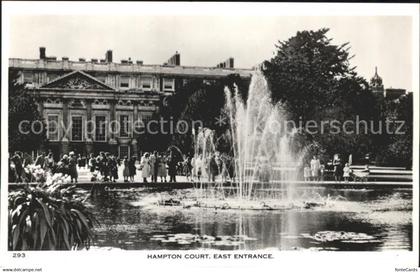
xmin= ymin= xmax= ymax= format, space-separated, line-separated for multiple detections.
xmin=225 ymin=70 xmax=305 ymax=200
xmin=191 ymin=70 xmax=305 ymax=205
xmin=88 ymin=71 xmax=413 ymax=251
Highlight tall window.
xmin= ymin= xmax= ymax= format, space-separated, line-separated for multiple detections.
xmin=120 ymin=77 xmax=129 ymax=88
xmin=163 ymin=78 xmax=174 ymax=91
xmin=97 ymin=75 xmax=106 ymax=83
xmin=23 ymin=72 xmax=34 ymax=83
xmin=119 ymin=145 xmax=130 ymax=159
xmin=47 ymin=115 xmax=59 ymax=141
xmin=119 ymin=115 xmax=129 ymax=137
xmin=141 ymin=77 xmax=152 ymax=90
xmin=95 ymin=116 xmax=106 ymax=141
xmin=141 ymin=114 xmax=152 ymax=126
xmin=71 ymin=116 xmax=83 ymax=141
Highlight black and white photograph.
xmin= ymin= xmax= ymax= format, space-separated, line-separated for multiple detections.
xmin=1 ymin=2 xmax=419 ymax=272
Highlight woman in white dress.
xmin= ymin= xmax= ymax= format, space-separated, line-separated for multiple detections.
xmin=140 ymin=153 xmax=151 ymax=182
xmin=343 ymin=163 xmax=351 ymax=182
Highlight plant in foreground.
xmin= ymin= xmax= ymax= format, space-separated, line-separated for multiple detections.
xmin=8 ymin=181 xmax=97 ymax=250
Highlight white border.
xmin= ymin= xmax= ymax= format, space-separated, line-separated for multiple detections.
xmin=1 ymin=2 xmax=419 ymax=272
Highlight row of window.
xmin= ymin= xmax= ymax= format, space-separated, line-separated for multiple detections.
xmin=23 ymin=72 xmax=175 ymax=91
xmin=47 ymin=114 xmax=153 ymax=142
xmin=117 ymin=77 xmax=174 ymax=91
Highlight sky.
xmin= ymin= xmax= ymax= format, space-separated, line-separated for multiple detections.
xmin=9 ymin=16 xmax=413 ymax=91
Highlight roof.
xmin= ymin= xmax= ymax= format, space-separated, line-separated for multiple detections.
xmin=9 ymin=58 xmax=253 ymax=79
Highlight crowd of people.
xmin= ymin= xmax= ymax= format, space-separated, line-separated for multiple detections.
xmin=137 ymin=151 xmax=233 ymax=183
xmin=10 ymin=150 xmax=370 ymax=184
xmin=9 ymin=148 xmax=235 ymax=184
xmin=303 ymin=154 xmax=370 ymax=182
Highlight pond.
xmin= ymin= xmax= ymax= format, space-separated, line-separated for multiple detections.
xmin=87 ymin=186 xmax=412 ymax=251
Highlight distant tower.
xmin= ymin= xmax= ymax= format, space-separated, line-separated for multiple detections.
xmin=370 ymin=66 xmax=384 ymax=96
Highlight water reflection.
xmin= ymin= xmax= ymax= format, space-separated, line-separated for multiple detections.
xmin=88 ymin=188 xmax=412 ymax=251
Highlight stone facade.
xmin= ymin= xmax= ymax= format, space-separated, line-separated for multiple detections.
xmin=9 ymin=48 xmax=252 ymax=158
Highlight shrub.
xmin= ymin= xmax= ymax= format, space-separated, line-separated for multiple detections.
xmin=8 ymin=181 xmax=97 ymax=250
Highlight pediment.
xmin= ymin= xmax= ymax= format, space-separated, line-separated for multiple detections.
xmin=40 ymin=71 xmax=114 ymax=91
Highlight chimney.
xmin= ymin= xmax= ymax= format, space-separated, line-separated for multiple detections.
xmin=216 ymin=57 xmax=234 ymax=68
xmin=167 ymin=51 xmax=181 ymax=66
xmin=105 ymin=50 xmax=113 ymax=63
xmin=39 ymin=47 xmax=46 ymax=59
xmin=228 ymin=57 xmax=234 ymax=68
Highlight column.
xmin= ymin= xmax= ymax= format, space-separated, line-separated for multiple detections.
xmin=131 ymin=101 xmax=139 ymax=158
xmin=37 ymin=99 xmax=47 ymax=153
xmin=85 ymin=99 xmax=93 ymax=155
xmin=61 ymin=98 xmax=70 ymax=154
xmin=108 ymin=99 xmax=118 ymax=155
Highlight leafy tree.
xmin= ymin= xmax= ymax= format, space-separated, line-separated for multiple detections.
xmin=263 ymin=28 xmax=356 ymax=122
xmin=262 ymin=28 xmax=382 ymax=163
xmin=160 ymin=74 xmax=248 ymax=154
xmin=9 ymin=69 xmax=46 ymax=153
xmin=376 ymin=93 xmax=413 ymax=168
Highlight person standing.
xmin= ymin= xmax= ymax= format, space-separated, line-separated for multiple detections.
xmin=304 ymin=165 xmax=311 ymax=181
xmin=320 ymin=164 xmax=325 ymax=181
xmin=205 ymin=154 xmax=212 ymax=182
xmin=195 ymin=155 xmax=203 ymax=182
xmin=140 ymin=153 xmax=151 ymax=183
xmin=122 ymin=157 xmax=130 ymax=182
xmin=158 ymin=153 xmax=168 ymax=182
xmin=333 ymin=154 xmax=342 ymax=182
xmin=45 ymin=152 xmax=55 ymax=172
xmin=11 ymin=152 xmax=23 ymax=183
xmin=97 ymin=152 xmax=104 ymax=179
xmin=343 ymin=163 xmax=351 ymax=182
xmin=310 ymin=155 xmax=321 ymax=181
xmin=149 ymin=151 xmax=159 ymax=182
xmin=68 ymin=152 xmax=78 ymax=183
xmin=88 ymin=153 xmax=96 ymax=173
xmin=34 ymin=153 xmax=46 ymax=168
xmin=154 ymin=151 xmax=160 ymax=182
xmin=183 ymin=155 xmax=192 ymax=182
xmin=109 ymin=155 xmax=118 ymax=182
xmin=79 ymin=154 xmax=87 ymax=169
xmin=57 ymin=154 xmax=70 ymax=176
xmin=209 ymin=154 xmax=219 ymax=182
xmin=149 ymin=152 xmax=156 ymax=182
xmin=128 ymin=156 xmax=137 ymax=182
xmin=168 ymin=153 xmax=177 ymax=183
xmin=102 ymin=152 xmax=110 ymax=182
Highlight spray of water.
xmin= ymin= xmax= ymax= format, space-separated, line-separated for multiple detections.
xmin=192 ymin=70 xmax=305 ymax=202
xmin=224 ymin=70 xmax=305 ymax=200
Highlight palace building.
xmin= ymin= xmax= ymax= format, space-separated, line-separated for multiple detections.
xmin=9 ymin=47 xmax=252 ymax=158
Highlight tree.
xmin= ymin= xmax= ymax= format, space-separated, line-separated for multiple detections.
xmin=262 ymin=28 xmax=382 ymax=163
xmin=161 ymin=74 xmax=248 ymax=154
xmin=376 ymin=93 xmax=413 ymax=168
xmin=263 ymin=28 xmax=356 ymax=121
xmin=9 ymin=69 xmax=46 ymax=153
